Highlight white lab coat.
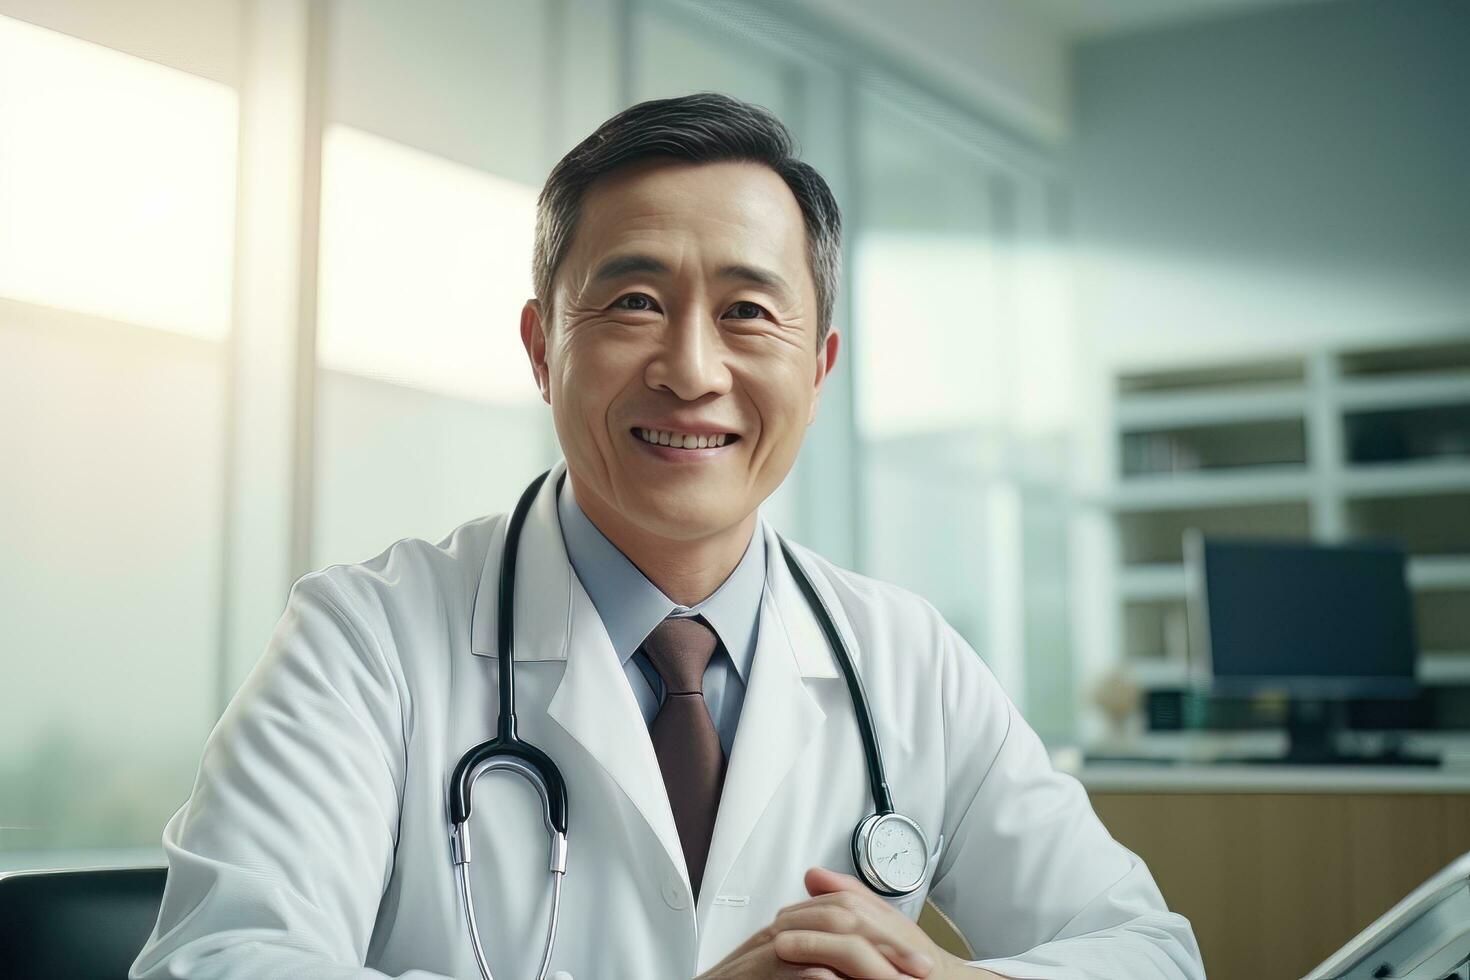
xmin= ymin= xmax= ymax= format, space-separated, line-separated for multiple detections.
xmin=131 ymin=460 xmax=1204 ymax=980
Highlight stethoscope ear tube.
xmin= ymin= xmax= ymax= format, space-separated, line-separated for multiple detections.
xmin=776 ymin=539 xmax=894 ymax=816
xmin=495 ymin=469 xmax=553 ymax=743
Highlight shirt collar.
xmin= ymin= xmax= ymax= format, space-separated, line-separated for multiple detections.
xmin=556 ymin=476 xmax=764 ymax=682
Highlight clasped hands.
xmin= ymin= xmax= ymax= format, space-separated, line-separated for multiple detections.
xmin=696 ymin=866 xmax=1003 ymax=980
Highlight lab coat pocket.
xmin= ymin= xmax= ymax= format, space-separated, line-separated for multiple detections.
xmin=885 ymin=832 xmax=944 ymax=920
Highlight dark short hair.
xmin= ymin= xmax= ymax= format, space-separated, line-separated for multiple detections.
xmin=532 ymin=92 xmax=843 ymax=343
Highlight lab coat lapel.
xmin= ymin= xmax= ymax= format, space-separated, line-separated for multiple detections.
xmin=696 ymin=519 xmax=841 ymax=917
xmin=546 ymin=584 xmax=693 ymax=894
xmin=469 ymin=461 xmax=689 ymax=894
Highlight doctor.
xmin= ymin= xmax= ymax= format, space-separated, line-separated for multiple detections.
xmin=132 ymin=93 xmax=1203 ymax=980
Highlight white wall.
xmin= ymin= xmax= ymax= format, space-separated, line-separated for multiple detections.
xmin=1073 ymin=0 xmax=1470 ymax=368
xmin=796 ymin=0 xmax=1071 ymax=144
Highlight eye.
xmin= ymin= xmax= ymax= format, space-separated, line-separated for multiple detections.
xmin=612 ymin=292 xmax=660 ymax=312
xmin=725 ymin=300 xmax=770 ymax=320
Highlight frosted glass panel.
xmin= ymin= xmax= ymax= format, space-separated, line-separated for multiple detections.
xmin=0 ymin=314 xmax=225 ymax=855
xmin=317 ymin=125 xmax=542 ymax=405
xmin=314 ymin=370 xmax=555 ymax=568
xmin=855 ymin=232 xmax=1002 ymax=440
xmin=314 ymin=126 xmax=555 ymax=568
xmin=854 ymin=89 xmax=1027 ymax=704
xmin=328 ymin=0 xmax=550 ymax=184
xmin=0 ymin=15 xmax=237 ymax=339
xmin=634 ymin=9 xmax=790 ymax=115
xmin=855 ymin=94 xmax=999 ymax=444
xmin=0 ymin=15 xmax=235 ymax=858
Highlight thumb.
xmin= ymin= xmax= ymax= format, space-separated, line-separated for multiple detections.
xmin=805 ymin=865 xmax=867 ymax=897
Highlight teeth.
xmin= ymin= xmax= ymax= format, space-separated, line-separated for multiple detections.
xmin=636 ymin=428 xmax=731 ymax=449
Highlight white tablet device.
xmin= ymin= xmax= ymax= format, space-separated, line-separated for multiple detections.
xmin=1303 ymin=850 xmax=1470 ymax=980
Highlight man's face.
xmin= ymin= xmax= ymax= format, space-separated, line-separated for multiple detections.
xmin=521 ymin=158 xmax=839 ymax=546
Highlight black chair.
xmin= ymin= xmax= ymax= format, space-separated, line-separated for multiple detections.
xmin=0 ymin=866 xmax=165 ymax=979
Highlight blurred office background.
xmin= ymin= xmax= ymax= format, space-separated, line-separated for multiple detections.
xmin=1 ymin=1 xmax=1467 ymax=974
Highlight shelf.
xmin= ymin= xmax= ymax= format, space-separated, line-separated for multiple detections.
xmin=1126 ymin=653 xmax=1470 ymax=689
xmin=1106 ymin=339 xmax=1470 ymax=720
xmin=1112 ymin=466 xmax=1313 ymax=510
xmin=1116 ymin=384 xmax=1307 ymax=430
xmin=1338 ymin=371 xmax=1470 ymax=412
xmin=1129 ymin=659 xmax=1191 ymax=688
xmin=1421 ymin=653 xmax=1470 ymax=684
xmin=1340 ymin=460 xmax=1470 ymax=497
xmin=1117 ymin=357 xmax=1305 ymax=394
xmin=1119 ymin=563 xmax=1190 ymax=600
xmin=1120 ymin=556 xmax=1470 ymax=599
xmin=1339 ymin=340 xmax=1470 ymax=379
xmin=1408 ymin=555 xmax=1470 ymax=590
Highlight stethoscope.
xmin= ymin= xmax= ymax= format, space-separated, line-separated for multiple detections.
xmin=448 ymin=468 xmax=929 ymax=980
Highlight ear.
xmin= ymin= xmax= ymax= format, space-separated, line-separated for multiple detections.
xmin=520 ymin=298 xmax=552 ymax=405
xmin=806 ymin=326 xmax=841 ymax=425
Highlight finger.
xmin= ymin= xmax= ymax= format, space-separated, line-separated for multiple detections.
xmin=874 ymin=941 xmax=937 ymax=978
xmin=774 ymin=929 xmax=920 ymax=979
xmin=733 ymin=871 xmax=879 ymax=973
xmin=708 ymin=943 xmax=844 ymax=980
xmin=784 ymin=883 xmax=887 ymax=921
xmin=707 ymin=923 xmax=776 ymax=974
xmin=805 ymin=865 xmax=869 ymax=898
xmin=764 ymin=903 xmax=935 ymax=976
xmin=782 ymin=968 xmax=842 ymax=980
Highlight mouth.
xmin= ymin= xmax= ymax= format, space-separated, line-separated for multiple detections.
xmin=631 ymin=427 xmax=741 ymax=451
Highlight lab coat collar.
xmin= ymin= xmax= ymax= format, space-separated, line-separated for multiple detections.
xmin=468 ymin=459 xmax=573 ymax=663
xmin=470 ymin=459 xmax=843 ymax=682
xmin=555 ymin=474 xmax=765 ymax=683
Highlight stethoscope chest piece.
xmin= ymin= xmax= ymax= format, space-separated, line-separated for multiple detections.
xmin=851 ymin=810 xmax=930 ymax=898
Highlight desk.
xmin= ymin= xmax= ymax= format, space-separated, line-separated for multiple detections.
xmin=1083 ymin=765 xmax=1470 ymax=980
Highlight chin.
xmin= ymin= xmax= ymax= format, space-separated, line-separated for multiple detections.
xmin=627 ymin=488 xmax=749 ymax=541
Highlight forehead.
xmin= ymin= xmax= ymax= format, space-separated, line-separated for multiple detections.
xmin=565 ymin=159 xmax=811 ymax=282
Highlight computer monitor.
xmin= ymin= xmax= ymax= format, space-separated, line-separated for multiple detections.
xmin=1184 ymin=532 xmax=1425 ymax=764
xmin=1185 ymin=533 xmax=1419 ymax=698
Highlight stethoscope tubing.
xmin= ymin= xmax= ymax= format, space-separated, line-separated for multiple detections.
xmin=776 ymin=537 xmax=894 ymax=816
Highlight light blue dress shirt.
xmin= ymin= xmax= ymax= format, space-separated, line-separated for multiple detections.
xmin=556 ymin=478 xmax=764 ymax=759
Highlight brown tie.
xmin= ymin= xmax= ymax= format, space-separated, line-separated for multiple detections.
xmin=641 ymin=615 xmax=727 ymax=900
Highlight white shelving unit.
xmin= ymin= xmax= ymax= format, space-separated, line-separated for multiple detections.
xmin=1104 ymin=336 xmax=1470 ymax=691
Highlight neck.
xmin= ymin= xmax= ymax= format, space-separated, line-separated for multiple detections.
xmin=569 ymin=476 xmax=757 ymax=607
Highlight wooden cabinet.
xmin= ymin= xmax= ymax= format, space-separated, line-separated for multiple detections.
xmin=1089 ymin=790 xmax=1470 ymax=980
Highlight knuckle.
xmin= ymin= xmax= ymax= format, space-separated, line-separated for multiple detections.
xmin=772 ymin=929 xmax=804 ymax=957
xmin=819 ymin=905 xmax=861 ymax=934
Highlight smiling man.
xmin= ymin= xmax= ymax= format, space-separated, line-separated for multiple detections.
xmin=522 ymin=151 xmax=828 ymax=610
xmin=132 ymin=94 xmax=1203 ymax=980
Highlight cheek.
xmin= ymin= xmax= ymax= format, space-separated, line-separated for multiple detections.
xmin=555 ymin=335 xmax=643 ymax=417
xmin=743 ymin=358 xmax=815 ymax=434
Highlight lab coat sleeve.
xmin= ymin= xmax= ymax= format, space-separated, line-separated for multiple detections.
xmin=923 ymin=618 xmax=1206 ymax=980
xmin=130 ymin=570 xmax=452 ymax=980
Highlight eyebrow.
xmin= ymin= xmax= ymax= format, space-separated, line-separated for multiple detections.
xmin=590 ymin=253 xmax=796 ymax=304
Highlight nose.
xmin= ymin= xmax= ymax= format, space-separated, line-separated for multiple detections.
xmin=644 ymin=307 xmax=733 ymax=401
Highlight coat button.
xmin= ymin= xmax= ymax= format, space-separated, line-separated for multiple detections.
xmin=660 ymin=876 xmax=687 ymax=910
